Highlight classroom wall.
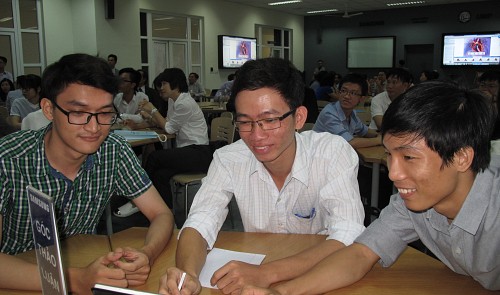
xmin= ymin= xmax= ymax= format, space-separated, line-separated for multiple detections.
xmin=41 ymin=0 xmax=304 ymax=89
xmin=304 ymin=0 xmax=500 ymax=87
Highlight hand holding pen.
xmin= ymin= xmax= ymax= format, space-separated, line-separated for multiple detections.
xmin=158 ymin=267 xmax=202 ymax=295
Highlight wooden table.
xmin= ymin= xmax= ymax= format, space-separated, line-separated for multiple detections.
xmin=355 ymin=145 xmax=387 ymax=208
xmin=2 ymin=228 xmax=494 ymax=294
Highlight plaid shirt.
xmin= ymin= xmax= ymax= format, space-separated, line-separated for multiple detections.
xmin=0 ymin=126 xmax=151 ymax=254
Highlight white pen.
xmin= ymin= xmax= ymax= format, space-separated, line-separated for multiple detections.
xmin=178 ymin=272 xmax=187 ymax=291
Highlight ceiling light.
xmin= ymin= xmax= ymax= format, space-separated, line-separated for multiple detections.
xmin=387 ymin=1 xmax=425 ymax=7
xmin=307 ymin=9 xmax=339 ymax=14
xmin=154 ymin=17 xmax=174 ymax=21
xmin=268 ymin=0 xmax=302 ymax=6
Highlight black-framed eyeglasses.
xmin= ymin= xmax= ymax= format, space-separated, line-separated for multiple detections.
xmin=235 ymin=109 xmax=296 ymax=132
xmin=53 ymin=101 xmax=118 ymax=125
xmin=339 ymin=88 xmax=362 ymax=97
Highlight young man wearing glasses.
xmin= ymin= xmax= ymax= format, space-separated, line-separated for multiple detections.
xmin=313 ymin=73 xmax=381 ymax=148
xmin=0 ymin=54 xmax=174 ymax=293
xmin=159 ymin=58 xmax=365 ymax=295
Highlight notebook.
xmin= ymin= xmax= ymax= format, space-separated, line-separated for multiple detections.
xmin=27 ymin=185 xmax=68 ymax=295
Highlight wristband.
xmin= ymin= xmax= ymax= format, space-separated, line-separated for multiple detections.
xmin=150 ymin=108 xmax=158 ymax=116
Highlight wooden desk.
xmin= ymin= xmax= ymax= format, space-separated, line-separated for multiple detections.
xmin=2 ymin=228 xmax=494 ymax=295
xmin=355 ymin=145 xmax=387 ymax=208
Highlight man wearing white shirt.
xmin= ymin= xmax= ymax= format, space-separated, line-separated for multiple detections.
xmin=113 ymin=68 xmax=149 ymax=115
xmin=0 ymin=56 xmax=13 ymax=83
xmin=159 ymin=58 xmax=365 ymax=295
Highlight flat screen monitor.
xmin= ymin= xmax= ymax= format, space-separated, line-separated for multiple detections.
xmin=442 ymin=32 xmax=500 ymax=67
xmin=346 ymin=36 xmax=395 ymax=69
xmin=218 ymin=35 xmax=257 ymax=69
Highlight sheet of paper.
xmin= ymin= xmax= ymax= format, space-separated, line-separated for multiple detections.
xmin=199 ymin=248 xmax=266 ymax=289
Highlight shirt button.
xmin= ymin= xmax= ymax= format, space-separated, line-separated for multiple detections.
xmin=455 ymin=247 xmax=462 ymax=255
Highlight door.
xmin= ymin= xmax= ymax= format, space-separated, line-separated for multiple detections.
xmin=0 ymin=32 xmax=18 ymax=80
xmin=153 ymin=40 xmax=188 ymax=79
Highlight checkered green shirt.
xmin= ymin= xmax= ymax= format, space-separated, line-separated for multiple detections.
xmin=0 ymin=126 xmax=152 ymax=254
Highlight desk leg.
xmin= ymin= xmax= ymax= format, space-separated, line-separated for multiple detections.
xmin=105 ymin=204 xmax=113 ymax=235
xmin=371 ymin=163 xmax=380 ymax=209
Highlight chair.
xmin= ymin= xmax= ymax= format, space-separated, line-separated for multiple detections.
xmin=171 ymin=117 xmax=236 ymax=223
xmin=220 ymin=111 xmax=233 ymax=120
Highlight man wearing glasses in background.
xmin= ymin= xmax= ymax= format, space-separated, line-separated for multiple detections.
xmin=0 ymin=54 xmax=174 ymax=293
xmin=159 ymin=58 xmax=365 ymax=295
xmin=313 ymin=73 xmax=381 ymax=148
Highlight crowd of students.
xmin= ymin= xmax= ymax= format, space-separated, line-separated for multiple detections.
xmin=0 ymin=54 xmax=498 ymax=295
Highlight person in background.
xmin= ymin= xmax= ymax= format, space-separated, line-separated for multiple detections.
xmin=312 ymin=59 xmax=326 ymax=81
xmin=159 ymin=58 xmax=364 ymax=295
xmin=215 ymin=72 xmax=237 ymax=102
xmin=0 ymin=53 xmax=174 ymax=294
xmin=314 ymin=74 xmax=381 ymax=148
xmin=7 ymin=74 xmax=41 ymax=130
xmin=478 ymin=70 xmax=500 ymax=155
xmin=108 ymin=54 xmax=119 ymax=76
xmin=6 ymin=75 xmax=25 ymax=112
xmin=0 ymin=56 xmax=13 ymax=83
xmin=122 ymin=68 xmax=211 ymax=222
xmin=419 ymin=70 xmax=439 ymax=82
xmin=21 ymin=108 xmax=50 ymax=130
xmin=137 ymin=68 xmax=167 ymax=117
xmin=369 ymin=68 xmax=412 ymax=131
xmin=187 ymin=72 xmax=205 ymax=101
xmin=241 ymin=81 xmax=500 ymax=294
xmin=0 ymin=78 xmax=14 ymax=103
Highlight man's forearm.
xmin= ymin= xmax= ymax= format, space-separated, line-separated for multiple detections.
xmin=176 ymin=228 xmax=209 ymax=278
xmin=142 ymin=212 xmax=174 ymax=263
xmin=0 ymin=253 xmax=42 ymax=290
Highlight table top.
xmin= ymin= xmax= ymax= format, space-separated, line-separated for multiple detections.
xmin=356 ymin=145 xmax=387 ymax=165
xmin=2 ymin=228 xmax=495 ymax=295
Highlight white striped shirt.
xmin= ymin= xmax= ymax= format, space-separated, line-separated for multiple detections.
xmin=183 ymin=131 xmax=365 ymax=248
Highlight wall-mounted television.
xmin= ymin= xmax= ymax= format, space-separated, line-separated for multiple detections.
xmin=346 ymin=36 xmax=395 ymax=69
xmin=218 ymin=35 xmax=257 ymax=69
xmin=442 ymin=32 xmax=500 ymax=67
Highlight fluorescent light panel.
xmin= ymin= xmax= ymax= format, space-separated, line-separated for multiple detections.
xmin=268 ymin=0 xmax=302 ymax=6
xmin=387 ymin=1 xmax=425 ymax=7
xmin=307 ymin=9 xmax=338 ymax=14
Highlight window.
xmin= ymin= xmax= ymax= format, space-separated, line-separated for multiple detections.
xmin=255 ymin=25 xmax=292 ymax=61
xmin=0 ymin=0 xmax=44 ymax=78
xmin=140 ymin=11 xmax=203 ymax=86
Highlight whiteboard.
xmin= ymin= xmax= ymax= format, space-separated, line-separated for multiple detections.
xmin=347 ymin=36 xmax=395 ymax=68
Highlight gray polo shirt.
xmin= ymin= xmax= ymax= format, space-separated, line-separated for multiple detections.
xmin=356 ymin=155 xmax=500 ymax=290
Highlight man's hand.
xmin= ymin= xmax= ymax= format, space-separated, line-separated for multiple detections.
xmin=110 ymin=247 xmax=151 ymax=286
xmin=69 ymin=251 xmax=127 ymax=295
xmin=211 ymin=261 xmax=271 ymax=295
xmin=159 ymin=267 xmax=202 ymax=295
xmin=241 ymin=285 xmax=282 ymax=295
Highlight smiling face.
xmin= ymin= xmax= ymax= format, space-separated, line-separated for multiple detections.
xmin=235 ymin=87 xmax=306 ymax=173
xmin=384 ymin=133 xmax=473 ymax=217
xmin=42 ymin=83 xmax=115 ymax=159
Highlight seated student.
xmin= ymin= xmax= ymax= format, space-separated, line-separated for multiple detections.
xmin=137 ymin=68 xmax=167 ymax=117
xmin=242 ymin=81 xmax=500 ymax=294
xmin=114 ymin=68 xmax=149 ymax=115
xmin=7 ymin=74 xmax=42 ymax=130
xmin=187 ymin=72 xmax=205 ymax=100
xmin=119 ymin=68 xmax=211 ymax=219
xmin=313 ymin=73 xmax=381 ymax=148
xmin=21 ymin=108 xmax=50 ymax=130
xmin=369 ymin=68 xmax=412 ymax=130
xmin=478 ymin=70 xmax=500 ymax=155
xmin=419 ymin=69 xmax=439 ymax=82
xmin=0 ymin=78 xmax=14 ymax=103
xmin=214 ymin=72 xmax=237 ymax=102
xmin=0 ymin=53 xmax=174 ymax=293
xmin=158 ymin=58 xmax=365 ymax=295
xmin=5 ymin=75 xmax=25 ymax=112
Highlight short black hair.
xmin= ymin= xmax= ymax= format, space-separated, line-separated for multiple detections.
xmin=479 ymin=70 xmax=500 ymax=83
xmin=154 ymin=68 xmax=189 ymax=93
xmin=421 ymin=70 xmax=439 ymax=81
xmin=382 ymin=81 xmax=495 ymax=173
xmin=387 ymin=68 xmax=413 ymax=84
xmin=22 ymin=74 xmax=41 ymax=90
xmin=119 ymin=67 xmax=140 ymax=91
xmin=137 ymin=68 xmax=148 ymax=83
xmin=231 ymin=58 xmax=304 ymax=110
xmin=0 ymin=56 xmax=7 ymax=63
xmin=108 ymin=54 xmax=117 ymax=61
xmin=40 ymin=53 xmax=119 ymax=102
xmin=338 ymin=73 xmax=368 ymax=96
xmin=189 ymin=72 xmax=199 ymax=79
xmin=227 ymin=73 xmax=236 ymax=81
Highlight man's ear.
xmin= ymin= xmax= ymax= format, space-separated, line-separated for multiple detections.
xmin=454 ymin=147 xmax=474 ymax=172
xmin=294 ymin=106 xmax=308 ymax=131
xmin=40 ymin=98 xmax=54 ymax=121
